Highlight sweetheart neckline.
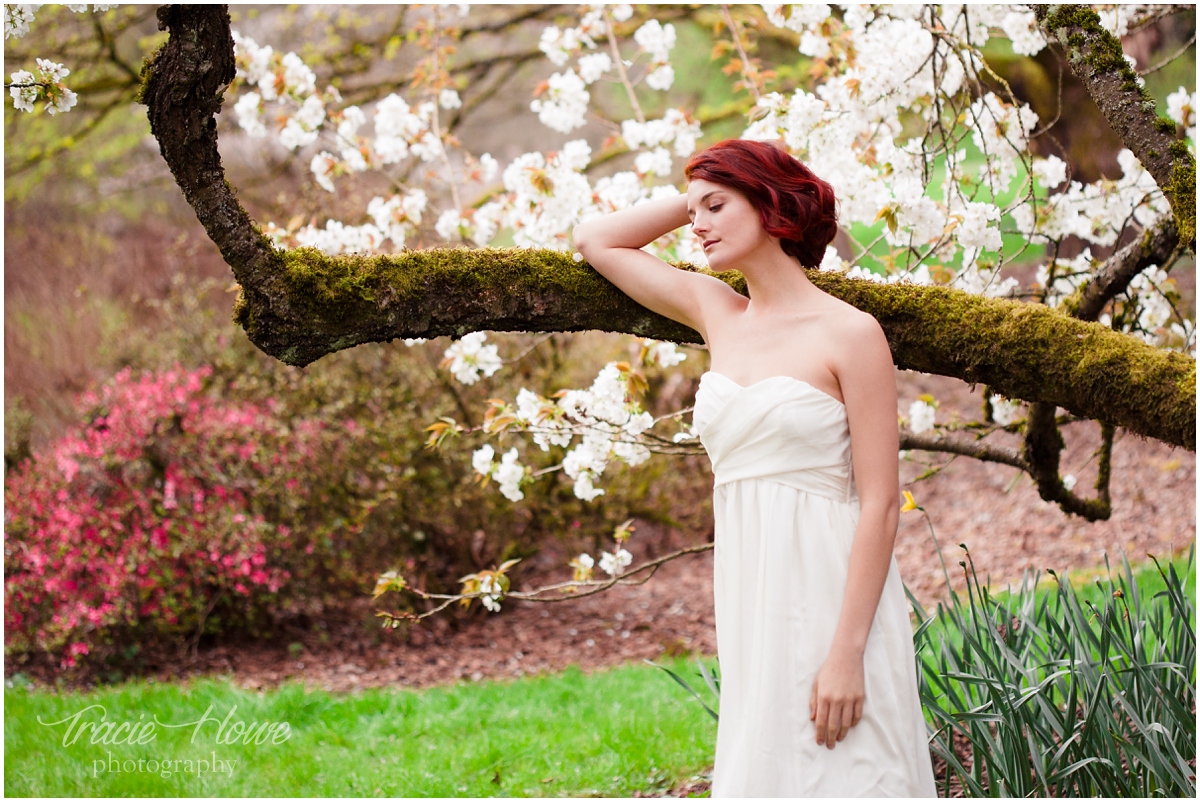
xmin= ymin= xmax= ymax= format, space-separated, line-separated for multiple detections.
xmin=700 ymin=370 xmax=846 ymax=409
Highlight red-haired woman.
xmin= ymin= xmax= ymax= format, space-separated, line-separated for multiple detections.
xmin=573 ymin=139 xmax=936 ymax=797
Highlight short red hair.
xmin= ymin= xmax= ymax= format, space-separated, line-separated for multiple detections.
xmin=684 ymin=139 xmax=838 ymax=269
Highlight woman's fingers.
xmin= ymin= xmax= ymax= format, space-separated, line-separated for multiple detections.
xmin=814 ymin=697 xmax=829 ymax=745
xmin=852 ymin=698 xmax=863 ymax=729
xmin=823 ymin=703 xmax=842 ymax=749
xmin=836 ymin=701 xmax=851 ymax=742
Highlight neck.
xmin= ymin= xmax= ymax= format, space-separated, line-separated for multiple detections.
xmin=735 ymin=247 xmax=819 ymax=313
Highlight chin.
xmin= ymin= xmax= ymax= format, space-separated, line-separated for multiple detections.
xmin=704 ymin=251 xmax=741 ymax=271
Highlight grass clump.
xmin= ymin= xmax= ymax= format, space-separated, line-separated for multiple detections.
xmin=913 ymin=549 xmax=1196 ymax=797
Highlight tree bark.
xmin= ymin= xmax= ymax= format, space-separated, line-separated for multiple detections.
xmin=140 ymin=5 xmax=1196 ymax=452
xmin=1035 ymin=4 xmax=1196 ymax=250
xmin=1064 ymin=218 xmax=1180 ymax=322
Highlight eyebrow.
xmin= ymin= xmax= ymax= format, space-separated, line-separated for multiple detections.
xmin=686 ymin=190 xmax=722 ymax=220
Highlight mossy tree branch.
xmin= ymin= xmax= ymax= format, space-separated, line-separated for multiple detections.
xmin=1019 ymin=217 xmax=1181 ymax=518
xmin=1034 ymin=4 xmax=1196 ymax=250
xmin=141 ymin=5 xmax=1196 ymax=457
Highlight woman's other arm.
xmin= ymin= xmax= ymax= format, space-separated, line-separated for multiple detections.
xmin=809 ymin=311 xmax=901 ymax=750
xmin=572 ymin=195 xmax=737 ymax=338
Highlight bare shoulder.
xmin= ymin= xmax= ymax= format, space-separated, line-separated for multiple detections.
xmin=822 ymin=300 xmax=892 ymax=369
xmin=691 ymin=271 xmax=748 ymax=331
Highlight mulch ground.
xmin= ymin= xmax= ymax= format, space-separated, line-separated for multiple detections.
xmin=8 ymin=372 xmax=1194 ymax=796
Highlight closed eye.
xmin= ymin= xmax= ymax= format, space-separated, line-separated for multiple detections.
xmin=709 ymin=204 xmax=723 ymax=213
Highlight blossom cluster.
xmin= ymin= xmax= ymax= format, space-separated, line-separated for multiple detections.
xmin=6 ymin=4 xmax=116 ymax=115
xmin=9 ymin=57 xmax=76 ymax=115
xmin=468 ymin=351 xmax=678 ymax=502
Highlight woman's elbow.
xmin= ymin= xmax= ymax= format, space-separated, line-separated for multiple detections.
xmin=571 ymin=223 xmax=594 ymax=257
xmin=860 ymin=489 xmax=900 ymax=521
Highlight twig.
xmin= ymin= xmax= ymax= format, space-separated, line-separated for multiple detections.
xmin=901 ymin=431 xmax=1027 ymax=470
xmin=1139 ymin=32 xmax=1196 ymax=76
xmin=378 ymin=542 xmax=715 ymax=624
xmin=603 ymin=6 xmax=644 ymax=124
xmin=720 ymin=5 xmax=762 ymax=102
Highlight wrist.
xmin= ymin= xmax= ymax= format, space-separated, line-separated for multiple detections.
xmin=827 ymin=640 xmax=866 ymax=662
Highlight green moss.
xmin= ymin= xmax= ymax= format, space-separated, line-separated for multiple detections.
xmin=1155 ymin=117 xmax=1178 ymax=135
xmin=134 ymin=46 xmax=165 ymax=106
xmin=1042 ymin=5 xmax=1143 ymax=87
xmin=264 ymin=245 xmax=695 ymax=350
xmin=810 ymin=271 xmax=1196 ymax=449
xmin=1165 ymin=144 xmax=1196 ymax=246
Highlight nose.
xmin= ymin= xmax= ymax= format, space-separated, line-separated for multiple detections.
xmin=691 ymin=215 xmax=708 ymax=237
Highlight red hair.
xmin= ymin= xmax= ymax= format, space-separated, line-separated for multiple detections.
xmin=684 ymin=139 xmax=838 ymax=269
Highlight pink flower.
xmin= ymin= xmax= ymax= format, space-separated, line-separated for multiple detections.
xmin=56 ymin=455 xmax=80 ymax=483
xmin=151 ymin=527 xmax=169 ymax=550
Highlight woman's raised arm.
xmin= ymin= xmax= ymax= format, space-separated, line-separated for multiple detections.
xmin=572 ymin=195 xmax=737 ymax=339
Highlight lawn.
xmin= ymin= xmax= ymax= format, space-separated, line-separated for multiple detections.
xmin=5 ymin=659 xmax=717 ymax=798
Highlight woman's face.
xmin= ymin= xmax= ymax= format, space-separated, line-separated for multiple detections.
xmin=686 ymin=178 xmax=775 ymax=269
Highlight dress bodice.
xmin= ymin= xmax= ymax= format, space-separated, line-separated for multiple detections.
xmin=694 ymin=371 xmax=857 ymax=503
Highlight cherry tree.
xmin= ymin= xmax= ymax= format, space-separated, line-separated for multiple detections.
xmin=14 ymin=3 xmax=1196 ymax=615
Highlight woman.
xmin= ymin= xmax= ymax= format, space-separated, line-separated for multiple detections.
xmin=572 ymin=139 xmax=936 ymax=797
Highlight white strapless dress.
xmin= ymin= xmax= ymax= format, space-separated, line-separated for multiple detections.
xmin=694 ymin=371 xmax=936 ymax=798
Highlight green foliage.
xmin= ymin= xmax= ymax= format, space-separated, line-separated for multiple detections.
xmin=4 ymin=396 xmax=35 ymax=474
xmin=645 ymin=656 xmax=720 ymax=722
xmin=913 ymin=549 xmax=1196 ymax=797
xmin=4 ymin=660 xmax=716 ymax=797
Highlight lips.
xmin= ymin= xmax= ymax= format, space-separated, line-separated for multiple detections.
xmin=703 ymin=239 xmax=718 ymax=250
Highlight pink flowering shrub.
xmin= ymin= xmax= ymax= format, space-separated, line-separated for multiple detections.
xmin=4 ymin=364 xmax=363 ymax=668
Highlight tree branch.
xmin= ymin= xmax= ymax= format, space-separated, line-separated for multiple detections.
xmin=1034 ymin=5 xmax=1196 ymax=250
xmin=1065 ymin=217 xmax=1180 ymax=321
xmin=900 ymin=431 xmax=1027 ymax=470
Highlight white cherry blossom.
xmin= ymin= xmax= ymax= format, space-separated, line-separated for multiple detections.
xmin=908 ymin=400 xmax=936 ymax=434
xmin=443 ymin=332 xmax=502 ymax=385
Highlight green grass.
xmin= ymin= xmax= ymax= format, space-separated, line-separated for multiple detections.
xmin=4 ymin=659 xmax=717 ymax=798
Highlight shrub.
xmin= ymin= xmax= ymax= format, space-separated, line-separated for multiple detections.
xmin=4 ymin=364 xmax=365 ymax=667
xmin=106 ymin=276 xmax=711 ymax=601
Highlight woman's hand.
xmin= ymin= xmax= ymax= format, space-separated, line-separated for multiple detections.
xmin=809 ymin=646 xmax=865 ymax=749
